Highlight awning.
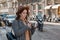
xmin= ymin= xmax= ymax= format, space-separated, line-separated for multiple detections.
xmin=0 ymin=9 xmax=8 ymax=12
xmin=44 ymin=5 xmax=52 ymax=9
xmin=52 ymin=4 xmax=60 ymax=9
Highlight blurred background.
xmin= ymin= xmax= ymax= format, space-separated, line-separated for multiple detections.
xmin=0 ymin=0 xmax=60 ymax=40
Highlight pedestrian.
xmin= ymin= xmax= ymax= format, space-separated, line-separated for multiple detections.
xmin=43 ymin=14 xmax=46 ymax=21
xmin=12 ymin=6 xmax=32 ymax=40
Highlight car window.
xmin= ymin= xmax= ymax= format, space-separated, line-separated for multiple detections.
xmin=7 ymin=16 xmax=15 ymax=18
xmin=6 ymin=15 xmax=16 ymax=19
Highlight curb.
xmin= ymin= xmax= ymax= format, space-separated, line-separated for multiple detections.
xmin=44 ymin=22 xmax=60 ymax=25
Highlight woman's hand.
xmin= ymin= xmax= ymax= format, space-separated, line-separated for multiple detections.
xmin=27 ymin=22 xmax=32 ymax=28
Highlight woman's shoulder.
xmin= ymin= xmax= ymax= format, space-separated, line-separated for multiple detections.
xmin=13 ymin=20 xmax=22 ymax=23
xmin=13 ymin=20 xmax=17 ymax=22
xmin=12 ymin=20 xmax=19 ymax=24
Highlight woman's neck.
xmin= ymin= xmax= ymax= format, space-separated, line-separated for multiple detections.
xmin=20 ymin=17 xmax=25 ymax=22
xmin=20 ymin=18 xmax=27 ymax=25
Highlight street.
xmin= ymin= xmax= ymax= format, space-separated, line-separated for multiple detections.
xmin=32 ymin=24 xmax=60 ymax=40
xmin=0 ymin=0 xmax=60 ymax=40
xmin=0 ymin=24 xmax=60 ymax=40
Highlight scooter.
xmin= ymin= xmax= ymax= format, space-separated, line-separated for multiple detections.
xmin=37 ymin=18 xmax=43 ymax=32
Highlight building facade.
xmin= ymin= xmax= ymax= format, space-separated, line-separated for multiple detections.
xmin=18 ymin=0 xmax=45 ymax=18
xmin=0 ymin=0 xmax=18 ymax=14
xmin=44 ymin=0 xmax=60 ymax=22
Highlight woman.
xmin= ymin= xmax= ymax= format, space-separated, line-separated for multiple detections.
xmin=12 ymin=6 xmax=31 ymax=40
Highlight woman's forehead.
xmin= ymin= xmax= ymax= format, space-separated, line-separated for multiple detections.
xmin=23 ymin=10 xmax=27 ymax=12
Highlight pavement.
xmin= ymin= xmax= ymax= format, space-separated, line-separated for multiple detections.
xmin=32 ymin=24 xmax=60 ymax=40
xmin=44 ymin=22 xmax=60 ymax=25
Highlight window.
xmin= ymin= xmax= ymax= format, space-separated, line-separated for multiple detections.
xmin=8 ymin=2 xmax=12 ymax=8
xmin=33 ymin=5 xmax=36 ymax=10
xmin=32 ymin=0 xmax=37 ymax=2
xmin=38 ymin=4 xmax=42 ymax=10
xmin=15 ymin=2 xmax=18 ymax=8
xmin=37 ymin=0 xmax=42 ymax=2
xmin=25 ymin=0 xmax=28 ymax=4
xmin=3 ymin=2 xmax=7 ymax=8
xmin=47 ymin=0 xmax=52 ymax=5
xmin=33 ymin=12 xmax=36 ymax=15
xmin=12 ymin=3 xmax=14 ymax=8
xmin=54 ymin=0 xmax=60 ymax=4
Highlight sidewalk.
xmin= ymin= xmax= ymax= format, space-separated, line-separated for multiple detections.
xmin=44 ymin=22 xmax=60 ymax=25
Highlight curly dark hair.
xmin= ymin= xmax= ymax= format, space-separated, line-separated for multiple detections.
xmin=16 ymin=6 xmax=29 ymax=20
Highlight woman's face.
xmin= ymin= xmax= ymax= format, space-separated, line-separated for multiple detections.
xmin=20 ymin=10 xmax=27 ymax=20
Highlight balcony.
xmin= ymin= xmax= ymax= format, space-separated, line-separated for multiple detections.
xmin=37 ymin=0 xmax=42 ymax=2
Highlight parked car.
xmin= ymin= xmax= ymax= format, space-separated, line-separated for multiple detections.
xmin=6 ymin=15 xmax=16 ymax=26
xmin=0 ymin=14 xmax=8 ymax=20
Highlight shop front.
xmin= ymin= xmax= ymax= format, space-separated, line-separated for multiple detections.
xmin=52 ymin=4 xmax=60 ymax=22
xmin=44 ymin=5 xmax=52 ymax=22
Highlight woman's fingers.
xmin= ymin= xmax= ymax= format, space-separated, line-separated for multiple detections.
xmin=27 ymin=23 xmax=32 ymax=28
